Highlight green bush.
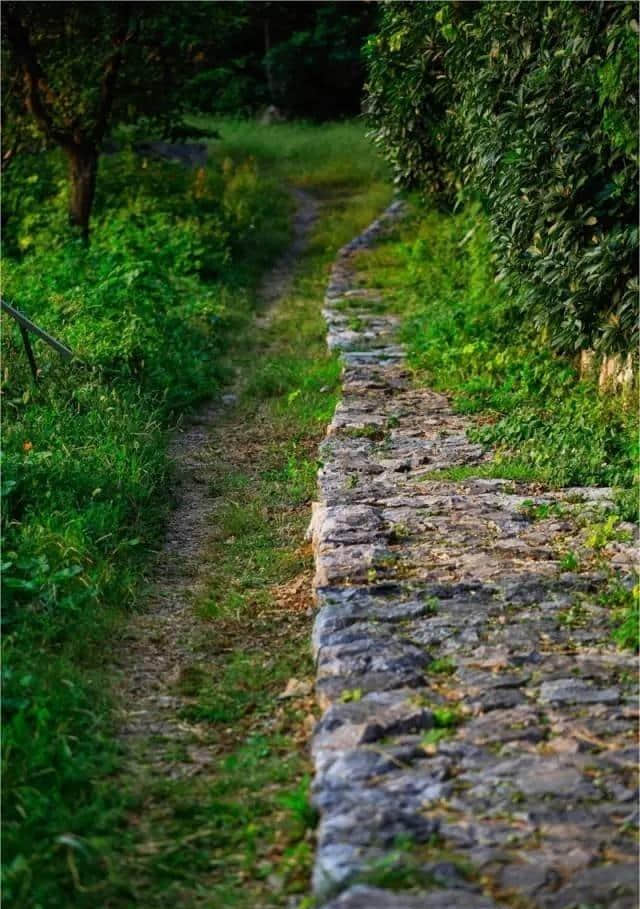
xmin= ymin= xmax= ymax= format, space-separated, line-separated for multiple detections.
xmin=366 ymin=1 xmax=639 ymax=355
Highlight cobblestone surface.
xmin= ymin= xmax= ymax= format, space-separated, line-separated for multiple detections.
xmin=310 ymin=203 xmax=639 ymax=908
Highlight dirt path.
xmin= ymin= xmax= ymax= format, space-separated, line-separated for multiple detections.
xmin=114 ymin=187 xmax=318 ymax=782
xmin=311 ymin=206 xmax=638 ymax=908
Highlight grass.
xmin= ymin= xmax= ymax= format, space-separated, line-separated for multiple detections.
xmin=2 ymin=131 xmax=291 ymax=909
xmin=108 ymin=128 xmax=391 ymax=907
xmin=1 ymin=119 xmax=391 ymax=906
xmin=193 ymin=117 xmax=390 ymax=193
xmin=357 ymin=201 xmax=638 ymax=491
xmin=604 ymin=581 xmax=640 ymax=650
xmin=427 ymin=657 xmax=456 ymax=676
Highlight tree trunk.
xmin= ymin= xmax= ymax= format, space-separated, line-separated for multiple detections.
xmin=66 ymin=144 xmax=98 ymax=242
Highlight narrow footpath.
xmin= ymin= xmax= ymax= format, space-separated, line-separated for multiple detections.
xmin=310 ymin=205 xmax=638 ymax=908
xmin=110 ymin=190 xmax=322 ymax=906
xmin=116 ymin=189 xmax=317 ymax=778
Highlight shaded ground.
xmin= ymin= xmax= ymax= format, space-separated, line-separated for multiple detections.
xmin=104 ymin=167 xmax=395 ymax=905
xmin=110 ymin=190 xmax=322 ymax=906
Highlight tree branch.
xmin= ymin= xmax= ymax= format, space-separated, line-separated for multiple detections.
xmin=94 ymin=3 xmax=134 ymax=142
xmin=4 ymin=9 xmax=71 ymax=148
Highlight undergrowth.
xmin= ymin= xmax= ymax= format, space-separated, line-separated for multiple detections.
xmin=1 ymin=120 xmax=390 ymax=906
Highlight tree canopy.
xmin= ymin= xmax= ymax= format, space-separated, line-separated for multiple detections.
xmin=2 ymin=1 xmax=243 ymax=237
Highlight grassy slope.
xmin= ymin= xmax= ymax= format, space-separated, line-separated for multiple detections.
xmin=357 ymin=201 xmax=637 ymax=491
xmin=2 ymin=121 xmax=391 ymax=907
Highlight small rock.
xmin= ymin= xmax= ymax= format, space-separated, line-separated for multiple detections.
xmin=474 ymin=688 xmax=526 ymax=713
xmin=546 ymin=862 xmax=637 ymax=908
xmin=518 ymin=765 xmax=583 ymax=796
xmin=538 ymin=678 xmax=620 ymax=705
xmin=322 ymin=885 xmax=499 ymax=908
xmin=500 ymin=861 xmax=550 ymax=895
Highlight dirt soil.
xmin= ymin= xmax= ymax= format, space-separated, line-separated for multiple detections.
xmin=113 ymin=188 xmax=318 ymax=780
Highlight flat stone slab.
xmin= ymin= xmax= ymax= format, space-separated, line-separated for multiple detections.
xmin=324 ymin=885 xmax=501 ymax=909
xmin=310 ymin=201 xmax=639 ymax=907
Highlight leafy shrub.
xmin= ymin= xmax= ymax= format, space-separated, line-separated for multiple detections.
xmin=366 ymin=1 xmax=639 ymax=355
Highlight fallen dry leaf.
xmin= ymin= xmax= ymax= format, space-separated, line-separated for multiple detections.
xmin=278 ymin=677 xmax=313 ymax=699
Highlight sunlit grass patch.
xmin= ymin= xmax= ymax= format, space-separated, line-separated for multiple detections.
xmin=199 ymin=118 xmax=390 ymax=194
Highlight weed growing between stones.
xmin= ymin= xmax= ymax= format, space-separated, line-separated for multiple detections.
xmin=519 ymin=501 xmax=567 ymax=522
xmin=427 ymin=657 xmax=456 ymax=677
xmin=346 ymin=424 xmax=387 ymax=442
xmin=599 ymin=580 xmax=640 ymax=651
xmin=349 ymin=834 xmax=474 ymax=894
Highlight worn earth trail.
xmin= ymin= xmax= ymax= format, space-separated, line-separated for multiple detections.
xmin=310 ymin=205 xmax=639 ymax=908
xmin=113 ymin=190 xmax=317 ymax=824
xmin=111 ymin=191 xmax=321 ymax=909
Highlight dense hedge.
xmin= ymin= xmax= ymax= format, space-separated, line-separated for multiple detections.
xmin=366 ymin=1 xmax=639 ymax=355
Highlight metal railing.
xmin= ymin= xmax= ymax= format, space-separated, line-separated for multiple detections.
xmin=1 ymin=298 xmax=75 ymax=381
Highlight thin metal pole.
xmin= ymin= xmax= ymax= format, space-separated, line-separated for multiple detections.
xmin=1 ymin=299 xmax=74 ymax=360
xmin=19 ymin=323 xmax=39 ymax=382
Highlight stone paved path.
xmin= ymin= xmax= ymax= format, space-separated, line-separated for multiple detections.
xmin=310 ymin=204 xmax=639 ymax=908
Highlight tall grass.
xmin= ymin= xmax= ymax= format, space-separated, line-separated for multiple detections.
xmin=200 ymin=117 xmax=391 ymax=191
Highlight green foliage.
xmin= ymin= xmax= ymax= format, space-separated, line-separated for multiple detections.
xmin=364 ymin=4 xmax=455 ymax=199
xmin=366 ymin=2 xmax=639 ymax=354
xmin=195 ymin=117 xmax=391 ymax=194
xmin=428 ymin=657 xmax=456 ymax=676
xmin=2 ymin=2 xmax=243 ymax=153
xmin=604 ymin=581 xmax=640 ymax=650
xmin=432 ymin=706 xmax=462 ymax=729
xmin=187 ymin=2 xmax=378 ymax=120
xmin=362 ymin=203 xmax=637 ymax=490
xmin=519 ymin=501 xmax=565 ymax=522
xmin=263 ymin=3 xmax=377 ymax=120
xmin=1 ymin=141 xmax=289 ymax=907
xmin=3 ymin=2 xmax=246 ymax=235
